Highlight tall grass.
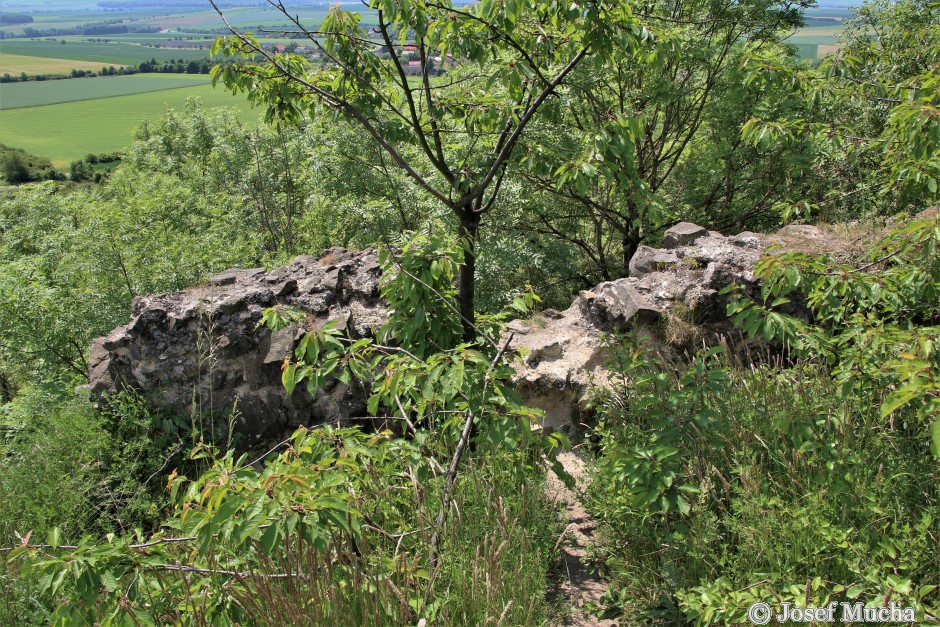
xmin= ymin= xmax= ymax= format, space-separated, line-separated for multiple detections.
xmin=587 ymin=339 xmax=940 ymax=623
xmin=143 ymin=461 xmax=555 ymax=626
xmin=0 ymin=389 xmax=193 ymax=625
xmin=435 ymin=463 xmax=554 ymax=625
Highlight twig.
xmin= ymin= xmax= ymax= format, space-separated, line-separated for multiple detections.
xmin=735 ymin=579 xmax=770 ymax=593
xmin=821 ymin=250 xmax=900 ymax=276
xmin=2 ymin=524 xmax=271 ymax=554
xmin=395 ymin=394 xmax=446 ymax=475
xmin=152 ymin=564 xmax=302 ymax=579
xmin=553 ymin=523 xmax=578 ymax=551
xmin=362 ymin=513 xmax=430 ymax=542
xmin=235 ymin=437 xmax=293 ymax=472
xmin=335 ymin=336 xmax=424 ymax=363
xmin=128 ymin=439 xmax=184 ymax=503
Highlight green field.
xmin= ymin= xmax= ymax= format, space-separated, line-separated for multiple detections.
xmin=0 ymin=83 xmax=259 ymax=166
xmin=0 ymin=9 xmax=168 ymax=36
xmin=787 ymin=29 xmax=844 ymax=59
xmin=0 ymin=6 xmax=343 ymax=36
xmin=784 ymin=7 xmax=853 ymax=59
xmin=786 ymin=10 xmax=851 ymax=59
xmin=0 ymin=74 xmax=213 ymax=110
xmin=788 ymin=28 xmax=843 ymax=44
xmin=136 ymin=6 xmax=340 ymax=29
xmin=62 ymin=33 xmax=217 ymax=43
xmin=0 ymin=40 xmax=210 ymax=66
xmin=0 ymin=52 xmax=121 ymax=76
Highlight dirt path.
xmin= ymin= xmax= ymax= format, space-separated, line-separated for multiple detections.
xmin=546 ymin=451 xmax=618 ymax=626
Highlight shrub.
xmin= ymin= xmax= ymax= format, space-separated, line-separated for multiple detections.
xmin=588 ymin=213 xmax=940 ymax=623
xmin=588 ymin=341 xmax=939 ymax=623
xmin=2 ymin=233 xmax=562 ymax=624
xmin=0 ymin=153 xmax=30 ymax=184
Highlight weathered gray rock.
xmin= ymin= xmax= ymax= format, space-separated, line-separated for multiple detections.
xmin=509 ymin=227 xmax=767 ymax=432
xmin=85 ymin=248 xmax=386 ymax=446
xmin=580 ymin=281 xmax=661 ymax=329
xmin=731 ymin=231 xmax=762 ymax=249
xmin=87 ymin=227 xmax=778 ymax=443
xmin=663 ymin=222 xmax=709 ymax=248
xmin=628 ymin=244 xmax=680 ymax=278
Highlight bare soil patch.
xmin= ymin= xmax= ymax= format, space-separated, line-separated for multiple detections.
xmin=546 ymin=451 xmax=618 ymax=626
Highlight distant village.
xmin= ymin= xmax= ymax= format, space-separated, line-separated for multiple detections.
xmin=261 ymin=40 xmax=455 ymax=74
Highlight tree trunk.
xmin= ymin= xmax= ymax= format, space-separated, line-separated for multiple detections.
xmin=622 ymin=225 xmax=641 ymax=275
xmin=457 ymin=214 xmax=479 ymax=342
xmin=592 ymin=210 xmax=613 ymax=282
xmin=0 ymin=370 xmax=13 ymax=404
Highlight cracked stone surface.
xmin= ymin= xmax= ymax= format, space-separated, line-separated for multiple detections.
xmin=85 ymin=248 xmax=386 ymax=446
xmin=88 ymin=223 xmax=818 ymax=443
xmin=508 ymin=224 xmax=773 ymax=432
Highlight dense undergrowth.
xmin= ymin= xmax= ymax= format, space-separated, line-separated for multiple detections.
xmin=0 ymin=0 xmax=938 ymax=623
xmin=589 ymin=348 xmax=939 ymax=623
xmin=588 ymin=212 xmax=940 ymax=623
xmin=1 ymin=231 xmax=564 ymax=625
xmin=3 ymin=426 xmax=556 ymax=625
xmin=0 ymin=391 xmax=191 ymax=623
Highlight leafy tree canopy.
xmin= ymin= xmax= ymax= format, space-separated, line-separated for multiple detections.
xmin=209 ymin=0 xmax=644 ymax=338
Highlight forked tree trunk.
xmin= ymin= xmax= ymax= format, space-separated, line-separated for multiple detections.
xmin=619 ymin=197 xmax=643 ymax=275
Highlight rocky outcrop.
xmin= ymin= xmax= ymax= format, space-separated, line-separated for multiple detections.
xmin=86 ymin=248 xmax=386 ymax=446
xmin=508 ymin=223 xmax=765 ymax=431
xmin=88 ymin=223 xmax=790 ymax=441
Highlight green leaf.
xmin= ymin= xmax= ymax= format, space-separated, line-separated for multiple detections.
xmin=551 ymin=458 xmax=576 ymax=490
xmin=100 ymin=570 xmax=119 ymax=593
xmin=282 ymin=362 xmax=299 ymax=395
xmin=367 ymin=393 xmax=380 ymax=416
xmin=880 ymin=386 xmax=920 ymax=417
xmin=47 ymin=527 xmax=61 ymax=550
xmin=259 ymin=523 xmax=281 ymax=554
xmin=846 ymin=583 xmax=865 ymax=599
xmin=676 ymin=495 xmax=691 ymax=516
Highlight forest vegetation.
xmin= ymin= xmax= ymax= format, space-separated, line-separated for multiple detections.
xmin=0 ymin=0 xmax=938 ymax=624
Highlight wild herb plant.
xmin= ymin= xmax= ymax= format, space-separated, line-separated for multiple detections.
xmin=587 ymin=213 xmax=940 ymax=623
xmin=589 ymin=340 xmax=939 ymax=623
xmin=3 ymin=233 xmax=563 ymax=625
xmin=727 ymin=211 xmax=940 ymax=456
